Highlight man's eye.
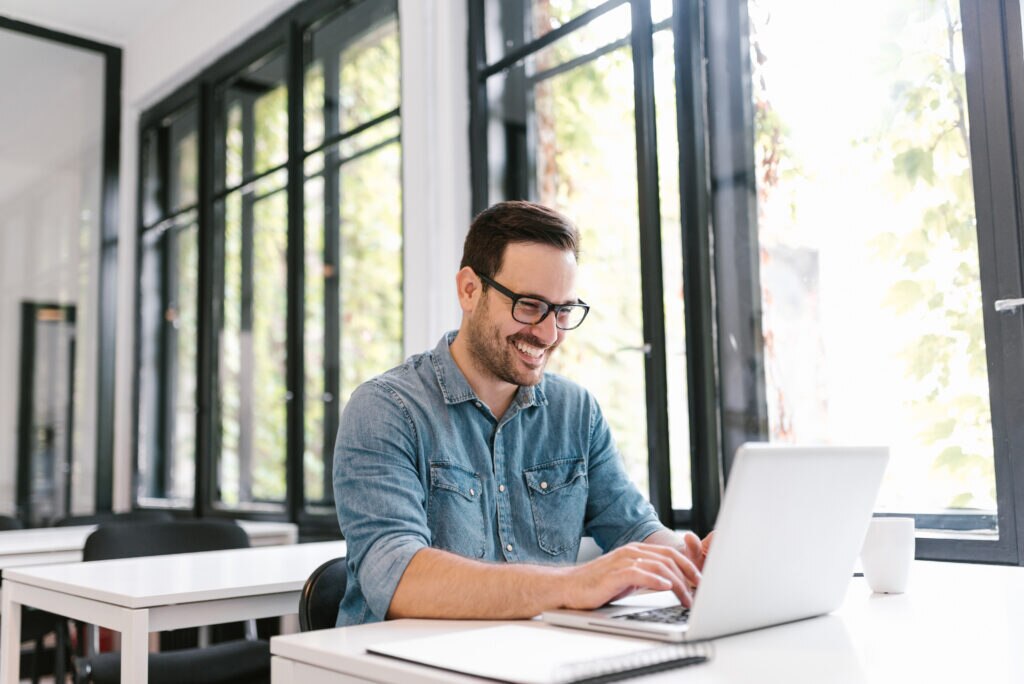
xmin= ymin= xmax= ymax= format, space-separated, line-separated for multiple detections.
xmin=517 ymin=300 xmax=543 ymax=314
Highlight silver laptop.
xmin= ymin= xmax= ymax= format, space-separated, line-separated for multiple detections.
xmin=542 ymin=443 xmax=888 ymax=642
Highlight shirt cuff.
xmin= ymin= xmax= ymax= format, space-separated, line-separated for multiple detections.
xmin=611 ymin=519 xmax=666 ymax=550
xmin=359 ymin=534 xmax=428 ymax=620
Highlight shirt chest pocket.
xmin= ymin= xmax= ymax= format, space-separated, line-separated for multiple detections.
xmin=428 ymin=462 xmax=486 ymax=558
xmin=523 ymin=458 xmax=588 ymax=557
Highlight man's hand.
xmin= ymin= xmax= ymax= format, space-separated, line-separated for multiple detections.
xmin=674 ymin=530 xmax=713 ymax=573
xmin=560 ymin=542 xmax=702 ymax=611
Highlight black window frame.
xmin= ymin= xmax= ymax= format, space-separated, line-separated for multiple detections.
xmin=468 ymin=0 xmax=1024 ymax=562
xmin=132 ymin=0 xmax=401 ymax=540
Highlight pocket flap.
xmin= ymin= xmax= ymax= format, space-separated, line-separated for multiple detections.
xmin=430 ymin=462 xmax=482 ymax=501
xmin=524 ymin=458 xmax=586 ymax=495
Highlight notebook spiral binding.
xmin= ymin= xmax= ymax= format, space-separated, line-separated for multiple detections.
xmin=553 ymin=640 xmax=714 ymax=684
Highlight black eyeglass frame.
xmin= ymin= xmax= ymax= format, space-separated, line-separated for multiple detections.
xmin=476 ymin=272 xmax=590 ymax=330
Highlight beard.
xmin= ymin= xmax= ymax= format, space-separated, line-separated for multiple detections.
xmin=463 ymin=297 xmax=559 ymax=387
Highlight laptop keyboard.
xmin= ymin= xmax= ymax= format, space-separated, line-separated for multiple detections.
xmin=613 ymin=605 xmax=691 ymax=624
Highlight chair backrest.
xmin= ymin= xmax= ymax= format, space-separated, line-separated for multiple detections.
xmin=55 ymin=510 xmax=174 ymax=527
xmin=299 ymin=557 xmax=347 ymax=632
xmin=83 ymin=519 xmax=249 ymax=561
xmin=0 ymin=515 xmax=23 ymax=531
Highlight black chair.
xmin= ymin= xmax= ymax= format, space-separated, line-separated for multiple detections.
xmin=299 ymin=557 xmax=348 ymax=632
xmin=73 ymin=520 xmax=270 ymax=684
xmin=0 ymin=515 xmax=22 ymax=530
xmin=54 ymin=509 xmax=175 ymax=527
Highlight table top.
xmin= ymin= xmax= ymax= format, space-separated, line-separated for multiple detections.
xmin=270 ymin=560 xmax=1024 ymax=683
xmin=2 ymin=540 xmax=346 ymax=609
xmin=0 ymin=519 xmax=299 ymax=569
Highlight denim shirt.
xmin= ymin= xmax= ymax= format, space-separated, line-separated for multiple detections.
xmin=332 ymin=332 xmax=664 ymax=626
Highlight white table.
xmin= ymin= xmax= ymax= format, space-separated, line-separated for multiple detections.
xmin=270 ymin=560 xmax=1024 ymax=683
xmin=1 ymin=540 xmax=346 ymax=684
xmin=0 ymin=520 xmax=298 ymax=572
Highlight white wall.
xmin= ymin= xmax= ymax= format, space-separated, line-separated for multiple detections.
xmin=108 ymin=0 xmax=471 ymax=509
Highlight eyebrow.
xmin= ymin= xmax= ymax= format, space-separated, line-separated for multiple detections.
xmin=520 ymin=291 xmax=581 ymax=307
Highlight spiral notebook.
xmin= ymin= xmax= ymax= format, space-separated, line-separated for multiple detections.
xmin=366 ymin=624 xmax=711 ymax=684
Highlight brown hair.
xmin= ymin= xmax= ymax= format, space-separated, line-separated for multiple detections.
xmin=460 ymin=201 xmax=580 ymax=281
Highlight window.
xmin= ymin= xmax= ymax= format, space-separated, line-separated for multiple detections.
xmin=137 ymin=105 xmax=199 ymax=506
xmin=134 ymin=0 xmax=402 ymax=532
xmin=471 ymin=0 xmax=1024 ymax=562
xmin=470 ymin=0 xmax=692 ymax=524
xmin=302 ymin=1 xmax=402 ymax=514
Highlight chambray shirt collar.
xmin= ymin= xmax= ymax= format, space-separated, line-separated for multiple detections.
xmin=430 ymin=331 xmax=548 ymax=409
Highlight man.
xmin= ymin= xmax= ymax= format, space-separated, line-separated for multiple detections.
xmin=333 ymin=201 xmax=711 ymax=626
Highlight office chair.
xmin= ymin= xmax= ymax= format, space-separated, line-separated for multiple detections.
xmin=73 ymin=520 xmax=270 ymax=684
xmin=298 ymin=557 xmax=348 ymax=632
xmin=54 ymin=509 xmax=175 ymax=527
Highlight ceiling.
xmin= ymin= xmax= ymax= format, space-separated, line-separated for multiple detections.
xmin=0 ymin=1 xmax=183 ymax=206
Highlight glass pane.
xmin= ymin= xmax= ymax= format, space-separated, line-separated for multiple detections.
xmin=338 ymin=142 xmax=404 ymax=407
xmin=137 ymin=231 xmax=162 ymax=499
xmin=339 ymin=17 xmax=400 ymax=133
xmin=304 ymin=175 xmax=328 ymax=505
xmin=339 ymin=116 xmax=400 ymax=160
xmin=490 ymin=41 xmax=651 ymax=492
xmin=136 ymin=213 xmax=198 ymax=505
xmin=216 ymin=173 xmax=289 ymax=509
xmin=141 ymin=128 xmax=163 ymax=227
xmin=484 ymin=0 xmax=623 ymax=64
xmin=170 ymin=221 xmax=199 ymax=499
xmin=218 ymin=49 xmax=287 ymax=190
xmin=526 ymin=3 xmax=631 ymax=79
xmin=169 ymin=105 xmax=199 ymax=212
xmin=653 ymin=27 xmax=692 ymax=510
xmin=651 ymin=0 xmax=672 ymax=25
xmin=749 ymin=0 xmax=994 ymax=528
xmin=306 ymin=6 xmax=400 ymax=151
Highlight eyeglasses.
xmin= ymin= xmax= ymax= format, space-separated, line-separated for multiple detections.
xmin=476 ymin=272 xmax=590 ymax=330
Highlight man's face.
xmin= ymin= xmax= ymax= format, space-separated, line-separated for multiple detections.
xmin=463 ymin=242 xmax=578 ymax=387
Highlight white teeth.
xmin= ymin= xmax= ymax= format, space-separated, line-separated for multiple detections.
xmin=514 ymin=341 xmax=543 ymax=358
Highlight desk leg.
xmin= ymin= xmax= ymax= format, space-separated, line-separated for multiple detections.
xmin=120 ymin=609 xmax=150 ymax=684
xmin=0 ymin=583 xmax=22 ymax=684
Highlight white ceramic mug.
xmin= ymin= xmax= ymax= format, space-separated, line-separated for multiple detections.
xmin=860 ymin=517 xmax=914 ymax=594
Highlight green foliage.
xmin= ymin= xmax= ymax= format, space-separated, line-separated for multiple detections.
xmin=870 ymin=0 xmax=994 ymax=510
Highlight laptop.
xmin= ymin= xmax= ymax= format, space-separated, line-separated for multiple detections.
xmin=542 ymin=443 xmax=888 ymax=642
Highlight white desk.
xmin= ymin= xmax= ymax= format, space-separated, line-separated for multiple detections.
xmin=270 ymin=560 xmax=1024 ymax=683
xmin=1 ymin=540 xmax=346 ymax=684
xmin=0 ymin=520 xmax=298 ymax=572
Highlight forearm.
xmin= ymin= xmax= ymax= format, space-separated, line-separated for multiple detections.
xmin=387 ymin=548 xmax=571 ymax=620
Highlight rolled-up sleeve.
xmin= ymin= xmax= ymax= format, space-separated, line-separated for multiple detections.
xmin=583 ymin=399 xmax=664 ymax=551
xmin=333 ymin=381 xmax=430 ymax=620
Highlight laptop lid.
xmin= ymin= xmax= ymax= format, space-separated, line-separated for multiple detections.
xmin=542 ymin=444 xmax=888 ymax=642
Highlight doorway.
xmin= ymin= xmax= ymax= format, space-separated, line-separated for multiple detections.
xmin=17 ymin=302 xmax=76 ymax=525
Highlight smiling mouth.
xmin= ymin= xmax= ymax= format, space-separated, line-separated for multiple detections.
xmin=512 ymin=338 xmax=547 ymax=365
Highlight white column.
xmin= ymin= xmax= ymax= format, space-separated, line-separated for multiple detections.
xmin=399 ymin=0 xmax=473 ymax=356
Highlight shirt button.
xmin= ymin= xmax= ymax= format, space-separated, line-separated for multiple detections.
xmin=506 ymin=544 xmax=513 ymax=552
xmin=469 ymin=488 xmax=475 ymax=496
xmin=475 ymin=401 xmax=482 ymax=408
xmin=540 ymin=481 xmax=548 ymax=490
xmin=498 ymin=484 xmax=505 ymax=492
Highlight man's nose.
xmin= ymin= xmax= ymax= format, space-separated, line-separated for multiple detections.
xmin=531 ymin=313 xmax=559 ymax=345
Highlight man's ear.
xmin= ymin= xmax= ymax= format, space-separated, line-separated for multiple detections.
xmin=455 ymin=266 xmax=481 ymax=313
